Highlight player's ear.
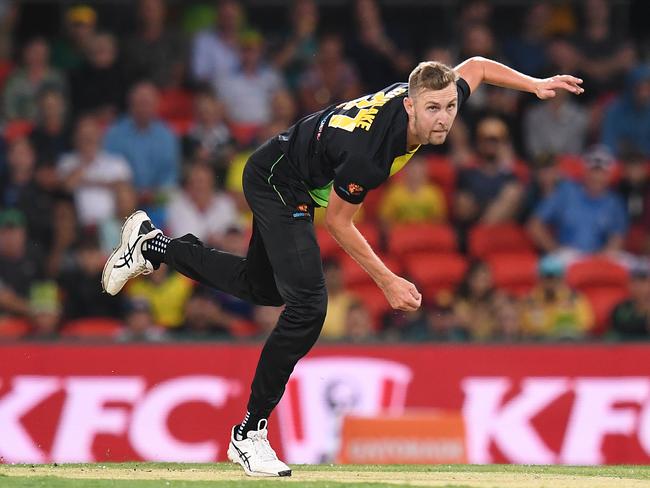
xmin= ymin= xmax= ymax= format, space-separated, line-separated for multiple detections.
xmin=403 ymin=97 xmax=414 ymax=117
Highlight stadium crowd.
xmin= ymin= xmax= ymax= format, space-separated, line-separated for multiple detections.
xmin=0 ymin=0 xmax=649 ymax=343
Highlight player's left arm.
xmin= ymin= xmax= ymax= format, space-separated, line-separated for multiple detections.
xmin=454 ymin=56 xmax=584 ymax=99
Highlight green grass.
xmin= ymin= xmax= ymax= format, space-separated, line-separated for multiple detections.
xmin=2 ymin=462 xmax=650 ymax=488
xmin=12 ymin=462 xmax=650 ymax=479
xmin=0 ymin=477 xmax=428 ymax=488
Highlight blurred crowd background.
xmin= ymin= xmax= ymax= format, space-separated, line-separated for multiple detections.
xmin=1 ymin=0 xmax=650 ymax=343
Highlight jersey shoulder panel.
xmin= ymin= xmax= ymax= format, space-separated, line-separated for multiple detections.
xmin=457 ymin=77 xmax=471 ymax=108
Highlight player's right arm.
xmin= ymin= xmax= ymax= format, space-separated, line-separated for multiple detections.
xmin=325 ymin=191 xmax=421 ymax=312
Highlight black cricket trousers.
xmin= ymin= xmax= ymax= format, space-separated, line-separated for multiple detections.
xmin=163 ymin=138 xmax=327 ymax=419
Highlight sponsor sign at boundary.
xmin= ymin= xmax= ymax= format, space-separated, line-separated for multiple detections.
xmin=1 ymin=344 xmax=649 ymax=464
xmin=338 ymin=412 xmax=467 ymax=464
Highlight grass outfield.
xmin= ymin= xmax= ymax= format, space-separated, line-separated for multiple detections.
xmin=1 ymin=463 xmax=650 ymax=488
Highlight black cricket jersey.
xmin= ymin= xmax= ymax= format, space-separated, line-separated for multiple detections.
xmin=276 ymin=78 xmax=471 ymax=207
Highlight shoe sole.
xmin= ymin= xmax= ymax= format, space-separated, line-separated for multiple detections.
xmin=227 ymin=442 xmax=291 ymax=477
xmin=101 ymin=210 xmax=149 ymax=296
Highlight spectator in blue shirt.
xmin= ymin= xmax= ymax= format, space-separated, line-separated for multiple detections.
xmin=104 ymin=81 xmax=179 ymax=205
xmin=602 ymin=64 xmax=650 ymax=157
xmin=528 ymin=145 xmax=628 ymax=257
xmin=502 ymin=2 xmax=550 ymax=78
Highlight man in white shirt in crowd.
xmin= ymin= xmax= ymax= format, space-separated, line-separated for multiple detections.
xmin=191 ymin=0 xmax=243 ymax=84
xmin=215 ymin=30 xmax=284 ymax=132
xmin=166 ymin=163 xmax=239 ymax=248
xmin=57 ymin=116 xmax=132 ymax=227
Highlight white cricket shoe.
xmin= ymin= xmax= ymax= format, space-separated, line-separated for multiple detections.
xmin=101 ymin=210 xmax=161 ymax=296
xmin=227 ymin=420 xmax=292 ymax=477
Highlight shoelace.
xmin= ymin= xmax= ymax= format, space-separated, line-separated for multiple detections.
xmin=116 ymin=256 xmax=152 ymax=275
xmin=115 ymin=234 xmax=143 ymax=268
xmin=114 ymin=238 xmax=153 ymax=275
xmin=248 ymin=430 xmax=279 ymax=462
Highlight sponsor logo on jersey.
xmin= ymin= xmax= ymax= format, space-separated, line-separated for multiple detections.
xmin=347 ymin=183 xmax=364 ymax=196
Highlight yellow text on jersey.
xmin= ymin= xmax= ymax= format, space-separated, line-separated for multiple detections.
xmin=327 ymin=85 xmax=407 ymax=133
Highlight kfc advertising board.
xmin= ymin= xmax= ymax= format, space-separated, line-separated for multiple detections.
xmin=1 ymin=343 xmax=650 ymax=465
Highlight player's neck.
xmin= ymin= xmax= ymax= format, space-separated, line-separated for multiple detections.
xmin=405 ymin=122 xmax=421 ymax=151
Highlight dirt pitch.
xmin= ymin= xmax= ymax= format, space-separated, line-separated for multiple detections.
xmin=2 ymin=463 xmax=650 ymax=488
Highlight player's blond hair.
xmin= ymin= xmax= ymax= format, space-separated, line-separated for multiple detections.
xmin=408 ymin=61 xmax=458 ymax=96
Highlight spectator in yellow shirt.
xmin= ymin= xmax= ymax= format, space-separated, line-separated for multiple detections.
xmin=321 ymin=259 xmax=358 ymax=339
xmin=379 ymin=155 xmax=447 ymax=225
xmin=521 ymin=256 xmax=594 ymax=340
xmin=127 ymin=264 xmax=195 ymax=329
xmin=454 ymin=260 xmax=502 ymax=341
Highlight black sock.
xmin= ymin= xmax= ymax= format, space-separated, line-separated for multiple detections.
xmin=235 ymin=411 xmax=267 ymax=440
xmin=142 ymin=233 xmax=171 ymax=266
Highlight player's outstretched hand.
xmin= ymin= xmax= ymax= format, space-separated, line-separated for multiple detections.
xmin=534 ymin=75 xmax=584 ymax=99
xmin=380 ymin=275 xmax=422 ymax=312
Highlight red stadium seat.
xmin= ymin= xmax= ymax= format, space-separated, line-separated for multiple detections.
xmin=316 ymin=225 xmax=341 ymax=259
xmin=317 ymin=223 xmax=381 ymax=260
xmin=360 ymin=185 xmax=384 ymax=223
xmin=513 ymin=160 xmax=530 ymax=184
xmin=0 ymin=60 xmax=13 ymax=91
xmin=167 ymin=117 xmax=193 ymax=136
xmin=0 ymin=317 xmax=31 ymax=339
xmin=388 ymin=223 xmax=456 ymax=258
xmin=583 ymin=288 xmax=630 ymax=334
xmin=230 ymin=124 xmax=260 ymax=147
xmin=566 ymin=257 xmax=630 ymax=334
xmin=350 ymin=284 xmax=391 ymax=327
xmin=403 ymin=252 xmax=468 ymax=300
xmin=355 ymin=222 xmax=381 ymax=250
xmin=625 ymin=224 xmax=648 ymax=255
xmin=609 ymin=162 xmax=623 ymax=185
xmin=60 ymin=318 xmax=123 ymax=340
xmin=4 ymin=119 xmax=33 ymax=142
xmin=230 ymin=319 xmax=260 ymax=338
xmin=488 ymin=253 xmax=539 ymax=297
xmin=158 ymin=88 xmax=194 ymax=120
xmin=426 ymin=155 xmax=456 ymax=210
xmin=566 ymin=257 xmax=629 ymax=289
xmin=158 ymin=88 xmax=194 ymax=136
xmin=557 ymin=154 xmax=621 ymax=184
xmin=469 ymin=223 xmax=535 ymax=260
xmin=426 ymin=155 xmax=455 ymax=187
xmin=557 ymin=154 xmax=586 ymax=181
xmin=341 ymin=254 xmax=401 ymax=288
xmin=341 ymin=257 xmax=371 ymax=288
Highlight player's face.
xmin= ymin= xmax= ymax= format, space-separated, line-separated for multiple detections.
xmin=406 ymin=83 xmax=459 ymax=146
